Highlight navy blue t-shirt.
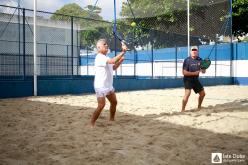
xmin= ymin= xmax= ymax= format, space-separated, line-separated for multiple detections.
xmin=183 ymin=56 xmax=202 ymax=77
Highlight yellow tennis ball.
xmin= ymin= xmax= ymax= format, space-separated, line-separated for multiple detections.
xmin=131 ymin=22 xmax=136 ymax=27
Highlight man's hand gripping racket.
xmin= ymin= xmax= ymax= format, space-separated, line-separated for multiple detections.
xmin=199 ymin=58 xmax=211 ymax=74
xmin=113 ymin=31 xmax=131 ymax=50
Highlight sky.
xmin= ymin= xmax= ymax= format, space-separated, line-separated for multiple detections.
xmin=0 ymin=0 xmax=126 ymax=21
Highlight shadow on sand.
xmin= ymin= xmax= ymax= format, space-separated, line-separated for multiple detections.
xmin=0 ymin=98 xmax=247 ymax=165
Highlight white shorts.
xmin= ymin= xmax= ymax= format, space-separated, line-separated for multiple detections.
xmin=94 ymin=87 xmax=115 ymax=98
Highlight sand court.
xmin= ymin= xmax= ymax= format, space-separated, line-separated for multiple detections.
xmin=0 ymin=85 xmax=247 ymax=164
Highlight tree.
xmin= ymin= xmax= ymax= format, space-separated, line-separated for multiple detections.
xmin=232 ymin=0 xmax=248 ymax=37
xmin=81 ymin=28 xmax=101 ymax=48
xmin=84 ymin=5 xmax=103 ymax=20
xmin=121 ymin=0 xmax=233 ymax=47
xmin=121 ymin=0 xmax=208 ymax=47
xmin=51 ymin=3 xmax=88 ymax=21
xmin=121 ymin=0 xmax=187 ymax=31
xmin=51 ymin=3 xmax=109 ymax=48
xmin=51 ymin=3 xmax=103 ymax=24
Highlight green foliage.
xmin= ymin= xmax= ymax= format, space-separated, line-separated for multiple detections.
xmin=243 ymin=37 xmax=248 ymax=42
xmin=81 ymin=28 xmax=101 ymax=48
xmin=51 ymin=3 xmax=87 ymax=21
xmin=120 ymin=0 xmax=210 ymax=48
xmin=84 ymin=5 xmax=103 ymax=20
xmin=232 ymin=0 xmax=248 ymax=37
xmin=51 ymin=3 xmax=107 ymax=48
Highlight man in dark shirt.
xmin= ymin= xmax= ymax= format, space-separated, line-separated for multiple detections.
xmin=182 ymin=46 xmax=206 ymax=112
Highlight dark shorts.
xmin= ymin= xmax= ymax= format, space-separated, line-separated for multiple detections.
xmin=183 ymin=77 xmax=204 ymax=93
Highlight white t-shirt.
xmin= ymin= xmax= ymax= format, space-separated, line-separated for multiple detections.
xmin=94 ymin=53 xmax=114 ymax=89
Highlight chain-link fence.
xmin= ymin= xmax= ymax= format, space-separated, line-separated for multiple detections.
xmin=80 ymin=0 xmax=232 ymax=78
xmin=0 ymin=5 xmax=81 ymax=80
xmin=0 ymin=0 xmax=232 ymax=80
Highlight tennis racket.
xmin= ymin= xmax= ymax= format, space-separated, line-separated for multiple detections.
xmin=113 ymin=30 xmax=135 ymax=50
xmin=113 ymin=31 xmax=127 ymax=44
xmin=200 ymin=57 xmax=211 ymax=69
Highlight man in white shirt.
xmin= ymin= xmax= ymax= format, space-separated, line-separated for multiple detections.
xmin=91 ymin=39 xmax=128 ymax=127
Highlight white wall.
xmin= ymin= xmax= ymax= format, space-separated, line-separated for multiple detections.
xmin=80 ymin=60 xmax=232 ymax=77
xmin=232 ymin=60 xmax=248 ymax=77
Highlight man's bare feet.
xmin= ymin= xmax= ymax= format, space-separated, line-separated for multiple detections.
xmin=109 ymin=118 xmax=115 ymax=121
xmin=90 ymin=121 xmax=95 ymax=128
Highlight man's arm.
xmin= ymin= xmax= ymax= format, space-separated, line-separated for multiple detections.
xmin=107 ymin=44 xmax=127 ymax=64
xmin=113 ymin=57 xmax=124 ymax=70
xmin=107 ymin=51 xmax=125 ymax=64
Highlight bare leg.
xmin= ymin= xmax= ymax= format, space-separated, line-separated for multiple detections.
xmin=198 ymin=90 xmax=206 ymax=110
xmin=182 ymin=89 xmax=191 ymax=112
xmin=106 ymin=92 xmax=117 ymax=121
xmin=90 ymin=97 xmax=105 ymax=127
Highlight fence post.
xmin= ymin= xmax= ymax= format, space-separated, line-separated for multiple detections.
xmin=18 ymin=6 xmax=21 ymax=74
xmin=71 ymin=16 xmax=73 ymax=77
xmin=175 ymin=45 xmax=178 ymax=78
xmin=45 ymin=43 xmax=48 ymax=75
xmin=233 ymin=43 xmax=238 ymax=84
xmin=151 ymin=42 xmax=154 ymax=78
xmin=87 ymin=46 xmax=89 ymax=75
xmin=22 ymin=8 xmax=26 ymax=79
xmin=67 ymin=45 xmax=69 ymax=75
xmin=215 ymin=42 xmax=217 ymax=77
xmin=230 ymin=42 xmax=234 ymax=84
xmin=134 ymin=49 xmax=137 ymax=77
xmin=77 ymin=30 xmax=80 ymax=75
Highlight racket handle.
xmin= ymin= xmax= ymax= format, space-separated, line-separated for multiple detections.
xmin=121 ymin=41 xmax=130 ymax=51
